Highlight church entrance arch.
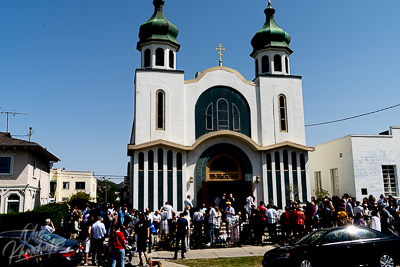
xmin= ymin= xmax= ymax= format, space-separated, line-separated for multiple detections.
xmin=195 ymin=143 xmax=253 ymax=209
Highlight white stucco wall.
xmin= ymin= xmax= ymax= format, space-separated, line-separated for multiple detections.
xmin=309 ymin=135 xmax=355 ymax=197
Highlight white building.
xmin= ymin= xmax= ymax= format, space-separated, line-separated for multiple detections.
xmin=309 ymin=126 xmax=400 ymax=201
xmin=128 ymin=0 xmax=313 ymax=212
xmin=0 ymin=132 xmax=59 ymax=213
xmin=50 ymin=168 xmax=97 ymax=203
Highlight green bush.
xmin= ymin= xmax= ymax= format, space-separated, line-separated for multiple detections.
xmin=0 ymin=203 xmax=69 ymax=236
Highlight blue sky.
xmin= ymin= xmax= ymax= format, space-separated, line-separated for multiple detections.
xmin=1 ymin=1 xmax=400 ymax=182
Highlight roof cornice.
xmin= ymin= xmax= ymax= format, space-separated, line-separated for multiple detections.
xmin=128 ymin=131 xmax=314 ymax=155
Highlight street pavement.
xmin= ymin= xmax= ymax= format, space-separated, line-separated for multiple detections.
xmin=78 ymin=245 xmax=275 ymax=267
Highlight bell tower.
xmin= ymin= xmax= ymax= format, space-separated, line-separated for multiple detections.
xmin=250 ymin=1 xmax=292 ymax=77
xmin=136 ymin=0 xmax=180 ymax=70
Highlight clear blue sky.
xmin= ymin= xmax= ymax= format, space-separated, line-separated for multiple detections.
xmin=1 ymin=1 xmax=400 ymax=182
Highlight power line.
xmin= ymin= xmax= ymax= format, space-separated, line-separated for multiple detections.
xmin=305 ymin=103 xmax=400 ymax=127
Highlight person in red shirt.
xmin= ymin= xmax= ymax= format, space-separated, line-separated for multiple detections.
xmin=293 ymin=207 xmax=305 ymax=237
xmin=280 ymin=206 xmax=292 ymax=240
xmin=109 ymin=215 xmax=126 ymax=267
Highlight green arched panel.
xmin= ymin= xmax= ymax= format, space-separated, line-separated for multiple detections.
xmin=195 ymin=87 xmax=251 ymax=139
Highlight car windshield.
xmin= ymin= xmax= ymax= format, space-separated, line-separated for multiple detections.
xmin=296 ymin=230 xmax=328 ymax=245
xmin=38 ymin=233 xmax=67 ymax=246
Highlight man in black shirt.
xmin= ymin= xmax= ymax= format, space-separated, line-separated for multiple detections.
xmin=134 ymin=213 xmax=150 ymax=266
xmin=173 ymin=213 xmax=188 ymax=260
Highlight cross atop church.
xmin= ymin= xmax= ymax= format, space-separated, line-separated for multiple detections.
xmin=215 ymin=43 xmax=225 ymax=66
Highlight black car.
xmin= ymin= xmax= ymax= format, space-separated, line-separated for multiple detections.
xmin=0 ymin=237 xmax=43 ymax=266
xmin=262 ymin=226 xmax=400 ymax=267
xmin=0 ymin=230 xmax=82 ymax=267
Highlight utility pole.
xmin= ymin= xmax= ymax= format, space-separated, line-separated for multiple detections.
xmin=0 ymin=110 xmax=28 ymax=132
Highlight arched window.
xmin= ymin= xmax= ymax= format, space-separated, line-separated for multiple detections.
xmin=156 ymin=90 xmax=165 ymax=130
xmin=255 ymin=59 xmax=259 ymax=77
xmin=274 ymin=54 xmax=282 ymax=72
xmin=148 ymin=150 xmax=154 ymax=171
xmin=300 ymin=153 xmax=307 ymax=201
xmin=275 ymin=151 xmax=280 ymax=171
xmin=285 ymin=56 xmax=289 ymax=74
xmin=139 ymin=152 xmax=144 ymax=171
xmin=232 ymin=104 xmax=240 ymax=131
xmin=262 ymin=55 xmax=269 ymax=73
xmin=291 ymin=151 xmax=299 ymax=199
xmin=157 ymin=148 xmax=163 ymax=209
xmin=7 ymin=194 xmax=20 ymax=213
xmin=208 ymin=155 xmax=241 ymax=181
xmin=138 ymin=152 xmax=145 ymax=211
xmin=217 ymin=99 xmax=229 ymax=130
xmin=274 ymin=151 xmax=282 ymax=209
xmin=279 ymin=94 xmax=288 ymax=132
xmin=266 ymin=153 xmax=273 ymax=202
xmin=205 ymin=103 xmax=213 ymax=130
xmin=144 ymin=49 xmax=151 ymax=68
xmin=148 ymin=150 xmax=154 ymax=212
xmin=156 ymin=48 xmax=164 ymax=66
xmin=167 ymin=150 xmax=173 ymax=205
xmin=176 ymin=152 xmax=183 ymax=211
xmin=283 ymin=150 xmax=289 ymax=171
xmin=169 ymin=50 xmax=174 ymax=68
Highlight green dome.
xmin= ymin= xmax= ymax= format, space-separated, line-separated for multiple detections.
xmin=250 ymin=3 xmax=292 ymax=57
xmin=137 ymin=0 xmax=180 ymax=51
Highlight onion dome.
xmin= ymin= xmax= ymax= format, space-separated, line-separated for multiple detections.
xmin=250 ymin=2 xmax=292 ymax=57
xmin=137 ymin=0 xmax=180 ymax=51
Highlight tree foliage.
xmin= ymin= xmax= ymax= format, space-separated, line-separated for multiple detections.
xmin=313 ymin=188 xmax=330 ymax=204
xmin=68 ymin=191 xmax=92 ymax=208
xmin=97 ymin=177 xmax=118 ymax=204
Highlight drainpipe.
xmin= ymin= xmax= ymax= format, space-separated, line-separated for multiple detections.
xmin=23 ymin=184 xmax=29 ymax=212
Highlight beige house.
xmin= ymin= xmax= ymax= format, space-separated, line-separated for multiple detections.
xmin=50 ymin=168 xmax=97 ymax=203
xmin=0 ymin=132 xmax=60 ymax=214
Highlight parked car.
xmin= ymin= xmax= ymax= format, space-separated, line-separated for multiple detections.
xmin=262 ymin=226 xmax=400 ymax=267
xmin=0 ymin=236 xmax=43 ymax=266
xmin=0 ymin=230 xmax=82 ymax=267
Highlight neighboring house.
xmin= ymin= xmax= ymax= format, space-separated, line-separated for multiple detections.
xmin=309 ymin=126 xmax=400 ymax=201
xmin=128 ymin=1 xmax=313 ymax=212
xmin=50 ymin=168 xmax=97 ymax=203
xmin=0 ymin=132 xmax=60 ymax=214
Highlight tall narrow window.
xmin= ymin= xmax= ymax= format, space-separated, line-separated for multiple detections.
xmin=262 ymin=55 xmax=269 ymax=73
xmin=138 ymin=152 xmax=145 ymax=212
xmin=255 ymin=59 xmax=259 ymax=77
xmin=177 ymin=153 xmax=183 ymax=211
xmin=291 ymin=152 xmax=299 ymax=200
xmin=274 ymin=54 xmax=282 ymax=72
xmin=156 ymin=48 xmax=164 ymax=66
xmin=148 ymin=150 xmax=154 ymax=211
xmin=330 ymin=168 xmax=339 ymax=197
xmin=167 ymin=150 xmax=173 ymax=206
xmin=144 ymin=49 xmax=151 ymax=68
xmin=315 ymin=171 xmax=322 ymax=192
xmin=285 ymin=56 xmax=289 ymax=74
xmin=275 ymin=151 xmax=282 ymax=209
xmin=279 ymin=94 xmax=288 ymax=132
xmin=301 ymin=154 xmax=307 ymax=201
xmin=232 ymin=104 xmax=240 ymax=131
xmin=156 ymin=90 xmax=165 ymax=130
xmin=217 ymin=99 xmax=229 ymax=130
xmin=158 ymin=148 xmax=164 ymax=209
xmin=205 ymin=103 xmax=213 ymax=130
xmin=382 ymin=165 xmax=397 ymax=196
xmin=283 ymin=150 xmax=290 ymax=203
xmin=169 ymin=50 xmax=174 ymax=68
xmin=266 ymin=153 xmax=273 ymax=201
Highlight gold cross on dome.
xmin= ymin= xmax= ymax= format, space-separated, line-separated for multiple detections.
xmin=215 ymin=43 xmax=225 ymax=66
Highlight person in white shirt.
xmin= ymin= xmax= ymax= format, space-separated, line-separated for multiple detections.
xmin=265 ymin=205 xmax=277 ymax=243
xmin=40 ymin=219 xmax=55 ymax=233
xmin=160 ymin=201 xmax=174 ymax=230
xmin=244 ymin=192 xmax=254 ymax=220
xmin=370 ymin=210 xmax=381 ymax=232
xmin=91 ymin=216 xmax=106 ymax=265
xmin=192 ymin=207 xmax=204 ymax=248
xmin=207 ymin=205 xmax=217 ymax=246
xmin=224 ymin=202 xmax=235 ymax=236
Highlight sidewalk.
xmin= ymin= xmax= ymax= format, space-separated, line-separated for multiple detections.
xmin=79 ymin=245 xmax=275 ymax=267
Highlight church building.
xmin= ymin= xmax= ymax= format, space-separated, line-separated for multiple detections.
xmin=128 ymin=0 xmax=313 ymax=212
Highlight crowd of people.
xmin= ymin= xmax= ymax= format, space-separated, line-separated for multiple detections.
xmin=41 ymin=192 xmax=400 ymax=266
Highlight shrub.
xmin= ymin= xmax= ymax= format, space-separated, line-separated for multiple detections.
xmin=0 ymin=203 xmax=69 ymax=236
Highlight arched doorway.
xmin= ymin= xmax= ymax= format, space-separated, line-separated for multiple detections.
xmin=195 ymin=143 xmax=253 ymax=210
